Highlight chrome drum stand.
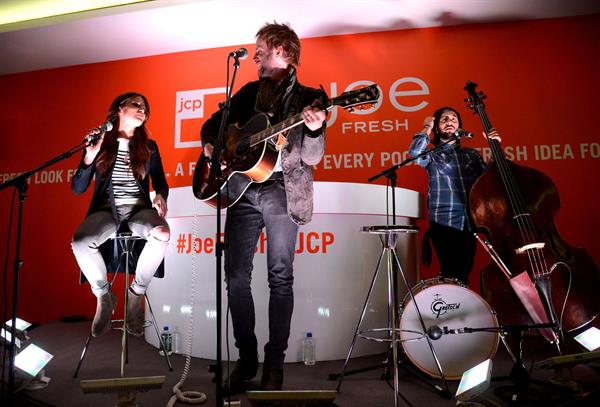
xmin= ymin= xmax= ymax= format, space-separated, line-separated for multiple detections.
xmin=333 ymin=225 xmax=450 ymax=406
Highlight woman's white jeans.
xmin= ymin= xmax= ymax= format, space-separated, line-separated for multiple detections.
xmin=71 ymin=208 xmax=170 ymax=297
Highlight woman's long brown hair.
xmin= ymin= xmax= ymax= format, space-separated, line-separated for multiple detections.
xmin=95 ymin=92 xmax=151 ymax=179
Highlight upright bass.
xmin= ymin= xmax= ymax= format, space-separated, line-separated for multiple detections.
xmin=464 ymin=81 xmax=600 ymax=349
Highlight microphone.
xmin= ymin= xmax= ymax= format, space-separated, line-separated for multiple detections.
xmin=427 ymin=325 xmax=459 ymax=340
xmin=85 ymin=121 xmax=113 ymax=145
xmin=98 ymin=121 xmax=113 ymax=133
xmin=427 ymin=325 xmax=443 ymax=340
xmin=229 ymin=47 xmax=248 ymax=60
xmin=454 ymin=128 xmax=474 ymax=139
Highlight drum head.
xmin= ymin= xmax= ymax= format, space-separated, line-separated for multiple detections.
xmin=399 ymin=279 xmax=499 ymax=380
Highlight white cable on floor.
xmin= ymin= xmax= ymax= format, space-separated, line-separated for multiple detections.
xmin=167 ymin=197 xmax=207 ymax=406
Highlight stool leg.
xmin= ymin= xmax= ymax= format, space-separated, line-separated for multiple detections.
xmin=336 ymin=247 xmax=387 ymax=391
xmin=120 ymin=242 xmax=130 ymax=378
xmin=145 ymin=294 xmax=173 ymax=371
xmin=387 ymin=248 xmax=400 ymax=407
xmin=73 ymin=333 xmax=93 ymax=378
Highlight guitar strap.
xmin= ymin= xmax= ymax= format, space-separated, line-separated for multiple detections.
xmin=285 ymin=84 xmax=305 ymax=119
xmin=270 ymin=82 xmax=304 ymax=150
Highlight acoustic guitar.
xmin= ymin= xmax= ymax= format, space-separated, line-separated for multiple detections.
xmin=192 ymin=84 xmax=380 ymax=208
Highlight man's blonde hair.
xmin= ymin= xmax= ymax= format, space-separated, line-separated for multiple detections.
xmin=256 ymin=22 xmax=301 ymax=66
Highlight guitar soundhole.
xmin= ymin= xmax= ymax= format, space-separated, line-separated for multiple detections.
xmin=236 ymin=136 xmax=251 ymax=156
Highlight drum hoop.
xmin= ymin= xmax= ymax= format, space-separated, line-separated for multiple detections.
xmin=402 ymin=330 xmax=499 ymax=380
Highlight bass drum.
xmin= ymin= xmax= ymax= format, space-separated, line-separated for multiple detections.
xmin=399 ymin=278 xmax=499 ymax=380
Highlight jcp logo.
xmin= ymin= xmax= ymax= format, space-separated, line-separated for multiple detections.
xmin=174 ymin=87 xmax=226 ymax=149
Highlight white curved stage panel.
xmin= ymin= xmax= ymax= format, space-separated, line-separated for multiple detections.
xmin=146 ymin=181 xmax=422 ymax=362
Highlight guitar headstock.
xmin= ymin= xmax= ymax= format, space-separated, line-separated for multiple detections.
xmin=464 ymin=80 xmax=486 ymax=112
xmin=330 ymin=84 xmax=380 ymax=112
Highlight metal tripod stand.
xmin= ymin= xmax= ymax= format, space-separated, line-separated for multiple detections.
xmin=332 ymin=225 xmax=450 ymax=406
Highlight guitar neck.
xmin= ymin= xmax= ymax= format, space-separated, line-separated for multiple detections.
xmin=249 ymin=105 xmax=334 ymax=148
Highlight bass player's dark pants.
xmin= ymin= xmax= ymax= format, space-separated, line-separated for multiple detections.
xmin=429 ymin=221 xmax=476 ymax=285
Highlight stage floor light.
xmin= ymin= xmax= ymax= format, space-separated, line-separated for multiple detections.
xmin=574 ymin=326 xmax=600 ymax=351
xmin=14 ymin=344 xmax=53 ymax=377
xmin=455 ymin=359 xmax=493 ymax=402
xmin=80 ymin=375 xmax=165 ymax=394
xmin=1 ymin=328 xmax=22 ymax=348
xmin=246 ymin=390 xmax=338 ymax=406
xmin=80 ymin=375 xmax=165 ymax=407
xmin=536 ymin=350 xmax=600 ymax=370
xmin=4 ymin=317 xmax=32 ymax=332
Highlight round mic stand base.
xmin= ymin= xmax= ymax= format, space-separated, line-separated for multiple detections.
xmin=494 ymin=384 xmax=551 ymax=406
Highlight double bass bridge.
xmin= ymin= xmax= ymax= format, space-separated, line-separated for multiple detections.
xmin=515 ymin=242 xmax=546 ymax=255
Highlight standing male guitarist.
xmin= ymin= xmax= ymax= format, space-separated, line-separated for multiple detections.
xmin=200 ymin=22 xmax=326 ymax=393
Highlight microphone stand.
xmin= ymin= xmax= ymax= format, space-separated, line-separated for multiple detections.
xmin=343 ymin=134 xmax=469 ymax=399
xmin=207 ymin=53 xmax=242 ymax=407
xmin=445 ymin=322 xmax=558 ymax=405
xmin=368 ymin=134 xmax=467 ymax=224
xmin=0 ymin=139 xmax=91 ymax=405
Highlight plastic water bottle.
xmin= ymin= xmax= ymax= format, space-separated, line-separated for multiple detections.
xmin=171 ymin=326 xmax=181 ymax=354
xmin=159 ymin=326 xmax=173 ymax=356
xmin=302 ymin=332 xmax=316 ymax=365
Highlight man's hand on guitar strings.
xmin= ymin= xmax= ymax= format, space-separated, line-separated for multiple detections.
xmin=302 ymin=105 xmax=326 ymax=131
xmin=202 ymin=142 xmax=227 ymax=170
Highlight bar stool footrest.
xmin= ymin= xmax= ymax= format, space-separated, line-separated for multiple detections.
xmin=357 ymin=328 xmax=425 ymax=343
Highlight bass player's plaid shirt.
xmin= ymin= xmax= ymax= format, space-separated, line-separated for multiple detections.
xmin=409 ymin=132 xmax=487 ymax=231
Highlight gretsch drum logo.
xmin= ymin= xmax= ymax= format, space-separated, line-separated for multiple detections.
xmin=430 ymin=293 xmax=460 ymax=318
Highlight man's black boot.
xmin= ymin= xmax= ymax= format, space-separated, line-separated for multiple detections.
xmin=260 ymin=368 xmax=283 ymax=391
xmin=223 ymin=357 xmax=259 ymax=394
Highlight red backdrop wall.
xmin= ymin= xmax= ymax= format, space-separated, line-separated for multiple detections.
xmin=1 ymin=15 xmax=599 ymax=323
